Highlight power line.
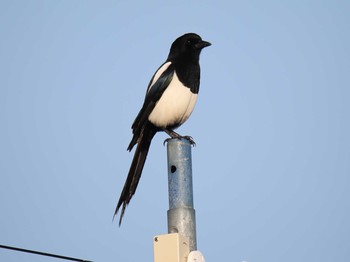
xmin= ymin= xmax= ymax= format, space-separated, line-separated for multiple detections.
xmin=0 ymin=244 xmax=93 ymax=262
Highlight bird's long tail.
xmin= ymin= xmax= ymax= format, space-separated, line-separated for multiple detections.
xmin=114 ymin=123 xmax=157 ymax=226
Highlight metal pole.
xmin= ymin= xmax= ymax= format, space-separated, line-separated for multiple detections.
xmin=166 ymin=138 xmax=197 ymax=251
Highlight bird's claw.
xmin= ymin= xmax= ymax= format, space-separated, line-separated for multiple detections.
xmin=163 ymin=136 xmax=196 ymax=147
xmin=183 ymin=136 xmax=196 ymax=146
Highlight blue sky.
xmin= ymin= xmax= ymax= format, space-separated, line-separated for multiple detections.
xmin=0 ymin=1 xmax=349 ymax=261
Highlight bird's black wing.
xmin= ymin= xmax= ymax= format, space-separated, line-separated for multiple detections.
xmin=114 ymin=63 xmax=175 ymax=225
xmin=127 ymin=62 xmax=175 ymax=151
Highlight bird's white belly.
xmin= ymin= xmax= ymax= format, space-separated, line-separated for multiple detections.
xmin=148 ymin=73 xmax=197 ymax=128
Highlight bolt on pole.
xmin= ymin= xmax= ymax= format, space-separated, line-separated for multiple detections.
xmin=166 ymin=138 xmax=197 ymax=251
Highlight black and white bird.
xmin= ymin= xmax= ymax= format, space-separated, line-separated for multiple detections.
xmin=114 ymin=33 xmax=211 ymax=225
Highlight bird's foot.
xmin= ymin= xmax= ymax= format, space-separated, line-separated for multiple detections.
xmin=163 ymin=135 xmax=196 ymax=146
xmin=162 ymin=128 xmax=196 ymax=146
xmin=182 ymin=135 xmax=196 ymax=146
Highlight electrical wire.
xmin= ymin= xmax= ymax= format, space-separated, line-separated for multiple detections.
xmin=0 ymin=244 xmax=93 ymax=262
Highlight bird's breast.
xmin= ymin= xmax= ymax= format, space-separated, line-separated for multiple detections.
xmin=148 ymin=73 xmax=197 ymax=129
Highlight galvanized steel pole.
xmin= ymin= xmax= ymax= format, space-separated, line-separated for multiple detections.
xmin=166 ymin=138 xmax=197 ymax=251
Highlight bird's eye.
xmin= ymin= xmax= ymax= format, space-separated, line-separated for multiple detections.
xmin=186 ymin=40 xmax=192 ymax=46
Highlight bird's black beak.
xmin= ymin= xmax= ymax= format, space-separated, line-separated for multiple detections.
xmin=195 ymin=40 xmax=211 ymax=50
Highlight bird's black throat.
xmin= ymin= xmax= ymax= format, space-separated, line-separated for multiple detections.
xmin=173 ymin=60 xmax=200 ymax=94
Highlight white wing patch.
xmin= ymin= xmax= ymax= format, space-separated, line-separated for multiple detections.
xmin=148 ymin=72 xmax=197 ymax=128
xmin=147 ymin=61 xmax=172 ymax=93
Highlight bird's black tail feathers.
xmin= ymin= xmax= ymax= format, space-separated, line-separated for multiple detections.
xmin=114 ymin=123 xmax=157 ymax=226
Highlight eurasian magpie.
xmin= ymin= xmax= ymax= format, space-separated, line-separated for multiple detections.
xmin=114 ymin=33 xmax=211 ymax=225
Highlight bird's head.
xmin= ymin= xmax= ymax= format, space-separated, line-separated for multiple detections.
xmin=167 ymin=33 xmax=211 ymax=61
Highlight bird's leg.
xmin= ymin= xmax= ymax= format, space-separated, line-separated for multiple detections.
xmin=162 ymin=129 xmax=196 ymax=146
